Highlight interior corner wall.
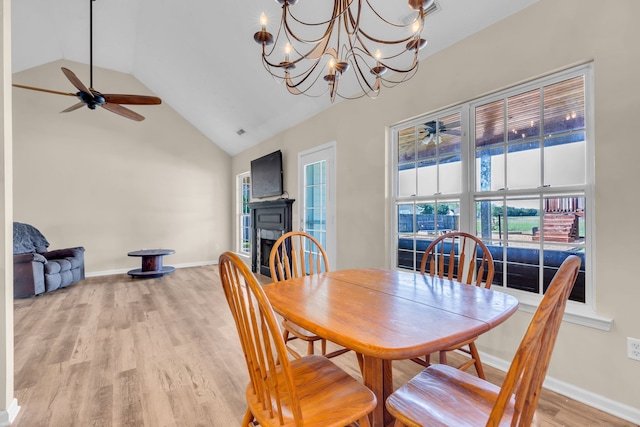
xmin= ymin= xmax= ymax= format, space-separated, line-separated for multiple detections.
xmin=12 ymin=59 xmax=232 ymax=274
xmin=231 ymin=0 xmax=640 ymax=420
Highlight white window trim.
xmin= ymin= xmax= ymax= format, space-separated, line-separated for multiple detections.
xmin=389 ymin=62 xmax=611 ymax=330
xmin=236 ymin=172 xmax=251 ymax=258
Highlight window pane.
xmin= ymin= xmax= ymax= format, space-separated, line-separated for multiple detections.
xmin=544 ymin=133 xmax=586 ymax=186
xmin=439 ymin=153 xmax=462 ymax=195
xmin=398 ymin=204 xmax=415 ymax=233
xmin=475 ymin=200 xmax=499 ymax=241
xmin=397 ymin=235 xmax=416 ymax=270
xmin=539 ymin=197 xmax=585 ymax=244
xmin=507 ymin=141 xmax=540 ymax=189
xmin=398 ymin=163 xmax=416 ymax=197
xmin=398 ymin=126 xmax=416 ymax=163
xmin=505 ymin=199 xmax=541 ymax=241
xmin=475 ymin=100 xmax=505 ymax=149
xmin=476 ymin=147 xmax=505 ymax=191
xmin=417 ymin=159 xmax=437 ymax=196
xmin=543 ymin=76 xmax=585 ymax=136
xmin=417 ymin=201 xmax=459 ymax=237
xmin=507 ymin=89 xmax=540 ymax=143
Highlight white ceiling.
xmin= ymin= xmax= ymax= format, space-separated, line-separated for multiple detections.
xmin=11 ymin=0 xmax=537 ymax=156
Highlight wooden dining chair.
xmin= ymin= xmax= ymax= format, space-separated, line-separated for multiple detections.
xmin=269 ymin=231 xmax=351 ymax=360
xmin=412 ymin=231 xmax=495 ymax=378
xmin=219 ymin=251 xmax=376 ymax=427
xmin=386 ymin=255 xmax=581 ymax=427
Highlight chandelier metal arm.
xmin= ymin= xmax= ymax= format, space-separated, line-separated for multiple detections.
xmin=254 ymin=0 xmax=430 ymax=101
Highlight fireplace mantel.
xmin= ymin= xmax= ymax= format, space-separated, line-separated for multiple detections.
xmin=249 ymin=199 xmax=295 ymax=276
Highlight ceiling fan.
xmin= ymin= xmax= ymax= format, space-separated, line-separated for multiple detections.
xmin=12 ymin=0 xmax=161 ymax=121
xmin=421 ymin=120 xmax=461 ymax=145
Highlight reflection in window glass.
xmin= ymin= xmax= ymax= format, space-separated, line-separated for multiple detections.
xmin=394 ymin=65 xmax=592 ymax=304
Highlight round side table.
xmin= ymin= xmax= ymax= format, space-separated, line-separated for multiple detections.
xmin=127 ymin=249 xmax=175 ymax=278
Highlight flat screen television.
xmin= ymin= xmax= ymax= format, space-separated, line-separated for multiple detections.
xmin=251 ymin=150 xmax=284 ymax=199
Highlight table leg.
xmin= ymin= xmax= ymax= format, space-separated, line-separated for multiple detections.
xmin=141 ymin=255 xmax=162 ymax=272
xmin=362 ymin=355 xmax=394 ymax=427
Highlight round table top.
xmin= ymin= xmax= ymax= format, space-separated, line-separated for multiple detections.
xmin=127 ymin=249 xmax=175 ymax=257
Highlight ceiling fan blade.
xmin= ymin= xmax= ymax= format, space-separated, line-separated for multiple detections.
xmin=12 ymin=84 xmax=76 ymax=97
xmin=102 ymin=94 xmax=162 ymax=105
xmin=61 ymin=67 xmax=92 ymax=95
xmin=101 ymin=103 xmax=145 ymax=121
xmin=61 ymin=102 xmax=85 ymax=113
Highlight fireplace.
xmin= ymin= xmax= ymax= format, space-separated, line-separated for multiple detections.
xmin=249 ymin=199 xmax=295 ymax=277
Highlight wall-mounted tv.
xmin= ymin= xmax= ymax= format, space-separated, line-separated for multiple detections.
xmin=251 ymin=150 xmax=284 ymax=199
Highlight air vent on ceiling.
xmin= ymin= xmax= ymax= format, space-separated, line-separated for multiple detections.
xmin=402 ymin=1 xmax=439 ymax=25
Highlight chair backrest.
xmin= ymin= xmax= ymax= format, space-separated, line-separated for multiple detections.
xmin=487 ymin=255 xmax=581 ymax=427
xmin=269 ymin=231 xmax=329 ymax=282
xmin=420 ymin=231 xmax=494 ymax=288
xmin=219 ymin=251 xmax=303 ymax=426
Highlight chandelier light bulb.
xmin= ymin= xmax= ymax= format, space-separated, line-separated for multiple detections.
xmin=375 ymin=49 xmax=382 ymax=60
xmin=284 ymin=43 xmax=292 ymax=55
xmin=411 ymin=20 xmax=422 ymax=34
xmin=259 ymin=13 xmax=268 ymax=27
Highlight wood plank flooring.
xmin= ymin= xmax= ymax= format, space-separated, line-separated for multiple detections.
xmin=12 ymin=265 xmax=637 ymax=426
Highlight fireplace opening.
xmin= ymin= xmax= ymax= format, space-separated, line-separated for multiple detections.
xmin=259 ymin=237 xmax=276 ymax=276
xmin=249 ymin=199 xmax=294 ymax=278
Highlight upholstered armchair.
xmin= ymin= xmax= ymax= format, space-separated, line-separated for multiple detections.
xmin=13 ymin=222 xmax=85 ymax=298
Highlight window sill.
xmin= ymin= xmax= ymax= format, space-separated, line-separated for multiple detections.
xmin=501 ymin=288 xmax=612 ymax=331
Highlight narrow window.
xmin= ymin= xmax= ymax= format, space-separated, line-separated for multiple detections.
xmin=237 ymin=172 xmax=251 ymax=255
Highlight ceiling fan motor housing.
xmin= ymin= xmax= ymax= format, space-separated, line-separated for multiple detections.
xmin=77 ymin=91 xmax=105 ymax=109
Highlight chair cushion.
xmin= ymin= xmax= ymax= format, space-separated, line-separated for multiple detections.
xmin=45 ymin=259 xmax=72 ymax=274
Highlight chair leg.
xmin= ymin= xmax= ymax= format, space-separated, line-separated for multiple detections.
xmin=358 ymin=414 xmax=372 ymax=427
xmin=356 ymin=352 xmax=364 ymax=375
xmin=468 ymin=342 xmax=486 ymax=379
xmin=439 ymin=349 xmax=448 ymax=365
xmin=321 ymin=338 xmax=327 ymax=355
xmin=307 ymin=340 xmax=315 ymax=355
xmin=242 ymin=409 xmax=254 ymax=427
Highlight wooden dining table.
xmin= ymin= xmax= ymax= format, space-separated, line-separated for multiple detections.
xmin=262 ymin=268 xmax=519 ymax=427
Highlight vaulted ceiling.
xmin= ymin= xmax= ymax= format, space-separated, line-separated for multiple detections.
xmin=12 ymin=0 xmax=537 ymax=156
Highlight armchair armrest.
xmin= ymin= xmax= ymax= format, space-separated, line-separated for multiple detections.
xmin=43 ymin=247 xmax=85 ymax=260
xmin=13 ymin=252 xmax=47 ymax=265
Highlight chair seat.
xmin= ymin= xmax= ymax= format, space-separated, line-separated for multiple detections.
xmin=386 ymin=364 xmax=515 ymax=427
xmin=247 ymin=355 xmax=376 ymax=427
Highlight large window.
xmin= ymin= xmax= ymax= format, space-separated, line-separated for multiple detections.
xmin=237 ymin=172 xmax=251 ymax=255
xmin=392 ymin=64 xmax=592 ymax=306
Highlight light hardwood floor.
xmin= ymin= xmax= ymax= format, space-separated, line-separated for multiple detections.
xmin=12 ymin=265 xmax=637 ymax=426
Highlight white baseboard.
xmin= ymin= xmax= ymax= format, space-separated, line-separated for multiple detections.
xmin=479 ymin=352 xmax=640 ymax=425
xmin=0 ymin=398 xmax=20 ymax=426
xmin=85 ymin=260 xmax=218 ymax=278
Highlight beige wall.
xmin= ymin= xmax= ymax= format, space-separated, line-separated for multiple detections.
xmin=13 ymin=60 xmax=231 ymax=274
xmin=232 ymin=0 xmax=640 ymax=418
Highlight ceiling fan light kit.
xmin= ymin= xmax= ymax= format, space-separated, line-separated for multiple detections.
xmin=12 ymin=0 xmax=161 ymax=122
xmin=254 ymin=0 xmax=435 ymax=102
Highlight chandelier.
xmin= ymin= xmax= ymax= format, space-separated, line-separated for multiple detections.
xmin=254 ymin=0 xmax=436 ymax=102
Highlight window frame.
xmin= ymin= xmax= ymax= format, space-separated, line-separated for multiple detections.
xmin=390 ymin=63 xmax=611 ymax=330
xmin=236 ymin=172 xmax=251 ymax=256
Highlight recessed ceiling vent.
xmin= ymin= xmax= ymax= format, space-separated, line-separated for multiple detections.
xmin=402 ymin=0 xmax=439 ymax=24
xmin=237 ymin=129 xmax=246 ymax=136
